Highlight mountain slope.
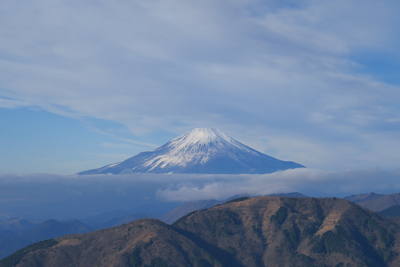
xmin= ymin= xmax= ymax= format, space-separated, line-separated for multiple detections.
xmin=88 ymin=213 xmax=154 ymax=230
xmin=173 ymin=197 xmax=400 ymax=267
xmin=161 ymin=192 xmax=308 ymax=224
xmin=344 ymin=192 xmax=385 ymax=203
xmin=78 ymin=128 xmax=304 ymax=175
xmin=160 ymin=199 xmax=222 ymax=224
xmin=0 ymin=220 xmax=92 ymax=260
xmin=1 ymin=219 xmax=232 ymax=267
xmin=355 ymin=193 xmax=400 ymax=212
xmin=4 ymin=196 xmax=400 ymax=267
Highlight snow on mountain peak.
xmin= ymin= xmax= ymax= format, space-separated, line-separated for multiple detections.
xmin=139 ymin=128 xmax=255 ymax=170
xmin=77 ymin=127 xmax=305 ymax=175
xmin=174 ymin=128 xmax=232 ymax=145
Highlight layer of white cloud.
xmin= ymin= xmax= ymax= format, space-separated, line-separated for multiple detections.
xmin=1 ymin=169 xmax=400 ymax=221
xmin=156 ymin=168 xmax=400 ymax=201
xmin=0 ymin=0 xmax=400 ymax=171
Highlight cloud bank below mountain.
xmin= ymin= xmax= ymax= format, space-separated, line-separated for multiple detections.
xmin=1 ymin=168 xmax=399 ymax=221
xmin=156 ymin=168 xmax=400 ymax=201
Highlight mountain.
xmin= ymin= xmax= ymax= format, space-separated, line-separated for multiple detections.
xmin=160 ymin=199 xmax=222 ymax=224
xmin=78 ymin=128 xmax=304 ymax=175
xmin=351 ymin=193 xmax=400 ymax=212
xmin=4 ymin=196 xmax=400 ymax=267
xmin=0 ymin=219 xmax=92 ymax=260
xmin=344 ymin=192 xmax=385 ymax=203
xmin=161 ymin=192 xmax=308 ymax=224
xmin=0 ymin=213 xmax=157 ymax=260
xmin=88 ymin=213 xmax=154 ymax=230
xmin=268 ymin=192 xmax=308 ymax=198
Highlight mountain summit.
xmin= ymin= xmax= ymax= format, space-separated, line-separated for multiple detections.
xmin=78 ymin=128 xmax=304 ymax=175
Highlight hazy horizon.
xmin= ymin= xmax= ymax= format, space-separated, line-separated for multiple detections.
xmin=1 ymin=168 xmax=400 ymax=222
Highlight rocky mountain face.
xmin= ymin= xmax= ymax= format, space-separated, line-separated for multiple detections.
xmin=78 ymin=128 xmax=304 ymax=175
xmin=3 ymin=196 xmax=400 ymax=267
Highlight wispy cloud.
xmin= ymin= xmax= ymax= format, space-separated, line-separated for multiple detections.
xmin=101 ymin=142 xmax=136 ymax=149
xmin=86 ymin=152 xmax=133 ymax=160
xmin=0 ymin=0 xmax=399 ymax=171
xmin=0 ymin=98 xmax=30 ymax=109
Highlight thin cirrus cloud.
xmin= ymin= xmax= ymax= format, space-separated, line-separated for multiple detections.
xmin=0 ymin=0 xmax=399 ymax=172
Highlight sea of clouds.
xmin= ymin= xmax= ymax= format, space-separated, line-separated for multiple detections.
xmin=1 ymin=168 xmax=399 ymax=221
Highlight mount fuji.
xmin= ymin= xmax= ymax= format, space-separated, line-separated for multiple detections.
xmin=77 ymin=128 xmax=304 ymax=175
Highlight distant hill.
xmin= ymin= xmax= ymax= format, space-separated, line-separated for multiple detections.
xmin=160 ymin=199 xmax=221 ymax=224
xmin=352 ymin=193 xmax=400 ymax=212
xmin=0 ymin=220 xmax=92 ymax=260
xmin=78 ymin=128 xmax=304 ymax=175
xmin=344 ymin=192 xmax=385 ymax=203
xmin=4 ymin=196 xmax=400 ymax=266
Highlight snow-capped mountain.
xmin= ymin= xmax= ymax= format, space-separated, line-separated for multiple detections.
xmin=77 ymin=128 xmax=305 ymax=175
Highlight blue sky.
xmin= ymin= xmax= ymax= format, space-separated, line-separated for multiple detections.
xmin=1 ymin=0 xmax=400 ymax=174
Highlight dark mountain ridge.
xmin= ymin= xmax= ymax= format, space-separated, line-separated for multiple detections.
xmin=3 ymin=196 xmax=400 ymax=267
